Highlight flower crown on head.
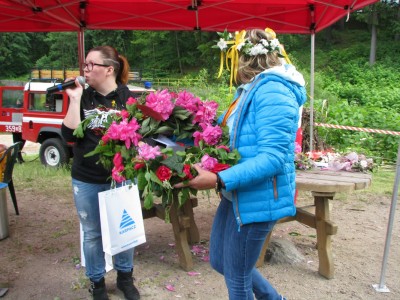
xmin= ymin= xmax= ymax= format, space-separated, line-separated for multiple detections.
xmin=216 ymin=31 xmax=282 ymax=57
xmin=214 ymin=28 xmax=292 ymax=91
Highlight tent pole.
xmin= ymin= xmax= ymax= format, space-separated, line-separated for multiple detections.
xmin=372 ymin=141 xmax=400 ymax=293
xmin=309 ymin=32 xmax=315 ymax=153
xmin=78 ymin=28 xmax=85 ymax=76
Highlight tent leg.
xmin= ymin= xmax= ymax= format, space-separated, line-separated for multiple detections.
xmin=372 ymin=141 xmax=400 ymax=293
xmin=309 ymin=32 xmax=315 ymax=153
xmin=78 ymin=28 xmax=85 ymax=76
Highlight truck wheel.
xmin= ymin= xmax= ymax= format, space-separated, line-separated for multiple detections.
xmin=39 ymin=138 xmax=70 ymax=167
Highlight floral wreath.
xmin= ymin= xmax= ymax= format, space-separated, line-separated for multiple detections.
xmin=74 ymin=89 xmax=240 ymax=221
xmin=213 ymin=28 xmax=290 ymax=91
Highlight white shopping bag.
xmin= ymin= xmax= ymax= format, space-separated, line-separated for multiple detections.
xmin=98 ymin=184 xmax=146 ymax=256
xmin=80 ymin=223 xmax=113 ymax=272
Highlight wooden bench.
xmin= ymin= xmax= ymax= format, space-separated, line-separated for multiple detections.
xmin=128 ymin=71 xmax=142 ymax=82
xmin=141 ymin=197 xmax=200 ymax=271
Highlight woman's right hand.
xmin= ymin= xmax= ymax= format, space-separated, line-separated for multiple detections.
xmin=65 ymin=77 xmax=84 ymax=103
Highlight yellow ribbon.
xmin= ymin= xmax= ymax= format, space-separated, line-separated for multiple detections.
xmin=217 ymin=30 xmax=246 ymax=92
xmin=265 ymin=27 xmax=292 ymax=64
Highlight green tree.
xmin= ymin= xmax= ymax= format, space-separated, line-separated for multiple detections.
xmin=0 ymin=33 xmax=31 ymax=78
xmin=35 ymin=32 xmax=78 ymax=68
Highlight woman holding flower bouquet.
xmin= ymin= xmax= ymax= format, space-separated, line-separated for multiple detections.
xmin=61 ymin=46 xmax=140 ymax=300
xmin=176 ymin=28 xmax=307 ymax=299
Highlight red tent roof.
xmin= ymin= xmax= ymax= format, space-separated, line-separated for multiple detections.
xmin=0 ymin=0 xmax=378 ymax=34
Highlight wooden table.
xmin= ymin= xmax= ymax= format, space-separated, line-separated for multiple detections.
xmin=144 ymin=169 xmax=372 ymax=275
xmin=256 ymin=169 xmax=372 ymax=279
xmin=141 ymin=196 xmax=200 ymax=271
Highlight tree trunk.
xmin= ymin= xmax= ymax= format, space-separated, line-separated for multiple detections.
xmin=175 ymin=32 xmax=183 ymax=74
xmin=396 ymin=5 xmax=400 ymax=41
xmin=369 ymin=6 xmax=378 ymax=66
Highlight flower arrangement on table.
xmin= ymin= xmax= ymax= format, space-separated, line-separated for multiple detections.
xmin=294 ymin=142 xmax=375 ymax=173
xmin=74 ymin=89 xmax=240 ymax=217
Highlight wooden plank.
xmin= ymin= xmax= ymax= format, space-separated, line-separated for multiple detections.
xmin=296 ymin=177 xmax=354 ymax=193
xmin=297 ymin=170 xmax=372 ymax=190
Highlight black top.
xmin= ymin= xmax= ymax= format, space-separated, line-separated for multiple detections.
xmin=61 ymin=84 xmax=134 ymax=184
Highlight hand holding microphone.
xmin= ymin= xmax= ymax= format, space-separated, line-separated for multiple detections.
xmin=47 ymin=76 xmax=85 ymax=94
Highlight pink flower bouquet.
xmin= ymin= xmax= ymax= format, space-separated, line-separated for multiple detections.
xmin=75 ymin=89 xmax=240 ymax=215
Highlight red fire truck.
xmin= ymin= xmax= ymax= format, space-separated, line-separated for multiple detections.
xmin=0 ymin=78 xmax=152 ymax=167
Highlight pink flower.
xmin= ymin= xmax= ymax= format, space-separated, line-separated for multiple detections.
xmin=113 ymin=152 xmax=123 ymax=167
xmin=112 ymin=166 xmax=125 ymax=183
xmin=101 ymin=134 xmax=110 ymax=144
xmin=200 ymin=154 xmax=217 ymax=171
xmin=217 ymin=145 xmax=230 ymax=152
xmin=120 ymin=109 xmax=130 ymax=119
xmin=295 ymin=142 xmax=302 ymax=153
xmin=106 ymin=121 xmax=122 ymax=140
xmin=138 ymin=143 xmax=161 ymax=161
xmin=145 ymin=90 xmax=174 ymax=121
xmin=111 ymin=153 xmax=125 ymax=182
xmin=193 ymin=123 xmax=223 ymax=146
xmin=116 ymin=118 xmax=142 ymax=149
xmin=201 ymin=124 xmax=222 ymax=146
xmin=127 ymin=97 xmax=137 ymax=105
xmin=175 ymin=90 xmax=201 ymax=113
xmin=192 ymin=131 xmax=203 ymax=147
xmin=193 ymin=100 xmax=218 ymax=124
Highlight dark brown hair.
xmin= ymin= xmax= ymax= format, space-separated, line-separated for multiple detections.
xmin=89 ymin=45 xmax=130 ymax=85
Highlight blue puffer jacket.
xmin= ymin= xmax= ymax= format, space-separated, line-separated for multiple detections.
xmin=218 ymin=65 xmax=307 ymax=226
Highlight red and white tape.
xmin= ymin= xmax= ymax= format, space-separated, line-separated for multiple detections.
xmin=314 ymin=123 xmax=400 ymax=136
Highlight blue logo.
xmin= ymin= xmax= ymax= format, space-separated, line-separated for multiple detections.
xmin=119 ymin=209 xmax=136 ymax=235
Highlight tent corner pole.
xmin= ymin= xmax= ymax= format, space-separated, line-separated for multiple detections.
xmin=78 ymin=28 xmax=85 ymax=76
xmin=309 ymin=32 xmax=315 ymax=153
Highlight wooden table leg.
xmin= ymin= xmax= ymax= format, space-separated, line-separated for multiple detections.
xmin=313 ymin=192 xmax=335 ymax=279
xmin=169 ymin=196 xmax=194 ymax=271
xmin=183 ymin=198 xmax=200 ymax=245
xmin=256 ymin=231 xmax=273 ymax=267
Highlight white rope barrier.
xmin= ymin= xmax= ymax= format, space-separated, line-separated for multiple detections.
xmin=315 ymin=123 xmax=400 ymax=136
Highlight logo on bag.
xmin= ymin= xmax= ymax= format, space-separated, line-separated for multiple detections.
xmin=119 ymin=209 xmax=136 ymax=235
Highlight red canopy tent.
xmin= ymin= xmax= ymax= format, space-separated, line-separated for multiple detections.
xmin=0 ymin=0 xmax=379 ymax=149
xmin=0 ymin=0 xmax=378 ymax=33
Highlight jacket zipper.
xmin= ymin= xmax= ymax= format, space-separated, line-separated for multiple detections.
xmin=273 ymin=176 xmax=278 ymax=199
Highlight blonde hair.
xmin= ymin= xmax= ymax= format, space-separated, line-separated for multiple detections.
xmin=89 ymin=46 xmax=130 ymax=85
xmin=237 ymin=29 xmax=282 ymax=84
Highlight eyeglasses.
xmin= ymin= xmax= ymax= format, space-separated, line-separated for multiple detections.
xmin=81 ymin=62 xmax=110 ymax=71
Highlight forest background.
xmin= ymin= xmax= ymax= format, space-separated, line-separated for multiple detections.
xmin=0 ymin=1 xmax=399 ymax=164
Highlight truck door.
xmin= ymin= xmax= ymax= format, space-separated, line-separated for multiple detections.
xmin=0 ymin=86 xmax=24 ymax=134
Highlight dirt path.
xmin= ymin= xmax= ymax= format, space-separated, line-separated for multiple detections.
xmin=0 ymin=133 xmax=399 ymax=299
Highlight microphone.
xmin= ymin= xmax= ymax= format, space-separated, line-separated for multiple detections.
xmin=46 ymin=76 xmax=85 ymax=94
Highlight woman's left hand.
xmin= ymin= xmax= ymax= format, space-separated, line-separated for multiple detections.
xmin=174 ymin=164 xmax=217 ymax=190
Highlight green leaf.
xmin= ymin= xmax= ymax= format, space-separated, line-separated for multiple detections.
xmin=149 ymin=170 xmax=163 ymax=186
xmin=143 ymin=193 xmax=154 ymax=210
xmin=161 ymin=154 xmax=184 ymax=173
xmin=179 ymin=188 xmax=190 ymax=206
xmin=155 ymin=125 xmax=173 ymax=134
xmin=137 ymin=172 xmax=147 ymax=190
xmin=73 ymin=124 xmax=84 ymax=138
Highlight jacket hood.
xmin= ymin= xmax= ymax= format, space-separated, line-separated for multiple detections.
xmin=260 ymin=64 xmax=305 ymax=87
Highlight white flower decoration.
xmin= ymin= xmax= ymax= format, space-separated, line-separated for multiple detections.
xmin=217 ymin=38 xmax=228 ymax=51
xmin=270 ymin=39 xmax=280 ymax=49
xmin=250 ymin=44 xmax=268 ymax=56
xmin=237 ymin=42 xmax=245 ymax=51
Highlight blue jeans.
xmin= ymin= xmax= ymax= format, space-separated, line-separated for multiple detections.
xmin=210 ymin=196 xmax=281 ymax=300
xmin=72 ymin=179 xmax=134 ymax=282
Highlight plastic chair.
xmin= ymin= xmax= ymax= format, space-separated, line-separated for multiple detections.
xmin=0 ymin=142 xmax=22 ymax=215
